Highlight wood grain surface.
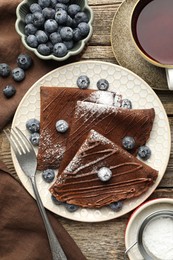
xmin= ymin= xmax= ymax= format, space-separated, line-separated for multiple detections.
xmin=1 ymin=1 xmax=173 ymax=259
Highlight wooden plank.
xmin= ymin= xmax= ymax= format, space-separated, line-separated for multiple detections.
xmin=81 ymin=46 xmax=116 ymax=59
xmin=89 ymin=4 xmax=119 ymax=45
xmin=157 ymin=92 xmax=173 ymax=115
xmin=88 ymin=0 xmax=122 ymax=6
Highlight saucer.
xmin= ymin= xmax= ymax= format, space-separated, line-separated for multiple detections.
xmin=111 ymin=0 xmax=168 ymax=91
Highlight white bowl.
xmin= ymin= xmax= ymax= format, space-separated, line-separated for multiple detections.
xmin=15 ymin=0 xmax=93 ymax=61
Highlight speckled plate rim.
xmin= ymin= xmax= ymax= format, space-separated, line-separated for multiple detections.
xmin=11 ymin=60 xmax=171 ymax=222
xmin=125 ymin=198 xmax=173 ymax=260
xmin=110 ymin=0 xmax=169 ymax=91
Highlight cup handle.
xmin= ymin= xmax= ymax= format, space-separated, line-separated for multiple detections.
xmin=166 ymin=68 xmax=173 ymax=90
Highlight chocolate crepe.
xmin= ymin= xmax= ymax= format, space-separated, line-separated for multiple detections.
xmin=37 ymin=87 xmax=122 ymax=170
xmin=58 ymin=101 xmax=155 ymax=174
xmin=50 ymin=130 xmax=158 ymax=208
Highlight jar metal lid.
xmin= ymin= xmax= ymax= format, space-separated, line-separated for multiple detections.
xmin=137 ymin=210 xmax=173 ymax=260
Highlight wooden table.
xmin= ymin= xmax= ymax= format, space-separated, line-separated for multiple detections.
xmin=1 ymin=1 xmax=173 ymax=259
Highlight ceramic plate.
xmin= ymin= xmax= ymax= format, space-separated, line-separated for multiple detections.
xmin=125 ymin=198 xmax=173 ymax=259
xmin=111 ymin=0 xmax=168 ymax=91
xmin=12 ymin=60 xmax=171 ymax=222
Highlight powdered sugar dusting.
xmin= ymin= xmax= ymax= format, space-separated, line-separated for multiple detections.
xmin=88 ymin=91 xmax=122 ymax=107
xmin=74 ymin=101 xmax=118 ymax=122
xmin=39 ymin=128 xmax=65 ymax=165
xmin=89 ymin=129 xmax=115 ymax=146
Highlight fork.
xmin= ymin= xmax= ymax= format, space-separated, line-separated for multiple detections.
xmin=4 ymin=127 xmax=67 ymax=260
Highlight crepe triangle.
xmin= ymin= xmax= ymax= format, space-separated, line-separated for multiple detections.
xmin=50 ymin=130 xmax=158 ymax=208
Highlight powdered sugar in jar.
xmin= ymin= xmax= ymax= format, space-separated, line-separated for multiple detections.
xmin=138 ymin=210 xmax=173 ymax=260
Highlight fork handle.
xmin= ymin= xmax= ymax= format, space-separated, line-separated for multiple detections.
xmin=30 ymin=176 xmax=67 ymax=260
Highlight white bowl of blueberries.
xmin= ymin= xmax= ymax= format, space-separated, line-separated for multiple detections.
xmin=15 ymin=0 xmax=93 ymax=61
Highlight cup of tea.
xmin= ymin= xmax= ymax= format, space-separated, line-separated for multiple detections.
xmin=130 ymin=0 xmax=173 ymax=90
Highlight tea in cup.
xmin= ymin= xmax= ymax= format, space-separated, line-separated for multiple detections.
xmin=131 ymin=0 xmax=173 ymax=90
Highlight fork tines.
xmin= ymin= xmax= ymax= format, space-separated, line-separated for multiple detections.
xmin=4 ymin=127 xmax=32 ymax=155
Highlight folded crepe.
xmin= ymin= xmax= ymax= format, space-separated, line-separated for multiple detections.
xmin=50 ymin=130 xmax=158 ymax=208
xmin=58 ymin=101 xmax=155 ymax=174
xmin=37 ymin=87 xmax=122 ymax=170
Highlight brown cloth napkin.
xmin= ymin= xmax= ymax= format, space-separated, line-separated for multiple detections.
xmin=0 ymin=160 xmax=86 ymax=260
xmin=0 ymin=0 xmax=73 ymax=130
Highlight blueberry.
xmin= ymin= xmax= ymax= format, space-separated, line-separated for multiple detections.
xmin=38 ymin=0 xmax=51 ymax=8
xmin=24 ymin=24 xmax=37 ymax=36
xmin=109 ymin=201 xmax=123 ymax=212
xmin=78 ymin=22 xmax=90 ymax=37
xmin=42 ymin=169 xmax=55 ymax=183
xmin=43 ymin=8 xmax=55 ymax=19
xmin=30 ymin=3 xmax=42 ymax=13
xmin=3 ymin=85 xmax=16 ymax=98
xmin=137 ymin=145 xmax=151 ymax=160
xmin=35 ymin=30 xmax=48 ymax=43
xmin=55 ymin=9 xmax=68 ymax=24
xmin=17 ymin=54 xmax=33 ymax=70
xmin=29 ymin=132 xmax=40 ymax=146
xmin=51 ymin=195 xmax=63 ymax=205
xmin=68 ymin=4 xmax=81 ymax=18
xmin=25 ymin=13 xmax=33 ymax=24
xmin=63 ymin=40 xmax=74 ymax=50
xmin=49 ymin=32 xmax=62 ymax=44
xmin=53 ymin=42 xmax=68 ymax=57
xmin=60 ymin=26 xmax=73 ymax=41
xmin=0 ymin=63 xmax=11 ymax=77
xmin=12 ymin=68 xmax=25 ymax=82
xmin=32 ymin=12 xmax=45 ymax=27
xmin=56 ymin=119 xmax=69 ymax=133
xmin=44 ymin=19 xmax=58 ymax=33
xmin=65 ymin=203 xmax=79 ymax=212
xmin=73 ymin=27 xmax=82 ymax=41
xmin=26 ymin=35 xmax=38 ymax=48
xmin=97 ymin=79 xmax=109 ymax=91
xmin=55 ymin=3 xmax=68 ymax=11
xmin=37 ymin=43 xmax=51 ymax=55
xmin=122 ymin=136 xmax=135 ymax=150
xmin=121 ymin=99 xmax=132 ymax=109
xmin=77 ymin=75 xmax=90 ymax=89
xmin=74 ymin=12 xmax=89 ymax=24
xmin=26 ymin=118 xmax=40 ymax=133
xmin=97 ymin=167 xmax=112 ymax=182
